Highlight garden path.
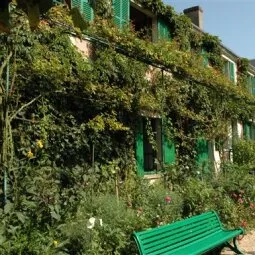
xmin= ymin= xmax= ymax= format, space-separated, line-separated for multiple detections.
xmin=221 ymin=230 xmax=255 ymax=255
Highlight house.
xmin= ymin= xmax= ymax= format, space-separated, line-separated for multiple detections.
xmin=52 ymin=0 xmax=255 ymax=176
xmin=2 ymin=0 xmax=255 ymax=177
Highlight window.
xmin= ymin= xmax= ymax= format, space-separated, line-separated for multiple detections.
xmin=244 ymin=122 xmax=255 ymax=140
xmin=130 ymin=4 xmax=153 ymax=41
xmin=223 ymin=60 xmax=235 ymax=82
xmin=248 ymin=75 xmax=255 ymax=96
xmin=136 ymin=117 xmax=175 ymax=176
xmin=143 ymin=118 xmax=162 ymax=172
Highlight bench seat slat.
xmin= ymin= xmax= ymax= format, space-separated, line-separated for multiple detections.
xmin=139 ymin=218 xmax=220 ymax=241
xmin=137 ymin=211 xmax=219 ymax=239
xmin=140 ymin=229 xmax=243 ymax=255
xmin=143 ymin=228 xmax=222 ymax=254
xmin=140 ymin=219 xmax=221 ymax=245
xmin=143 ymin=222 xmax=221 ymax=252
xmin=173 ymin=229 xmax=244 ymax=255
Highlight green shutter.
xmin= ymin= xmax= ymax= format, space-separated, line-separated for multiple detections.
xmin=252 ymin=77 xmax=255 ymax=96
xmin=247 ymin=75 xmax=252 ymax=94
xmin=163 ymin=135 xmax=175 ymax=165
xmin=201 ymin=48 xmax=209 ymax=67
xmin=196 ymin=138 xmax=208 ymax=165
xmin=72 ymin=0 xmax=94 ymax=21
xmin=252 ymin=123 xmax=255 ymax=140
xmin=229 ymin=61 xmax=235 ymax=82
xmin=157 ymin=18 xmax=171 ymax=41
xmin=113 ymin=0 xmax=130 ymax=29
xmin=83 ymin=0 xmax=94 ymax=21
xmin=72 ymin=0 xmax=82 ymax=8
xmin=136 ymin=118 xmax=144 ymax=176
xmin=244 ymin=122 xmax=251 ymax=140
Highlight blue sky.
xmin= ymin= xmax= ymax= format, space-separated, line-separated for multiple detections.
xmin=163 ymin=0 xmax=255 ymax=60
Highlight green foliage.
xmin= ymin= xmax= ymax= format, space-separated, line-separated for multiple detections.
xmin=233 ymin=139 xmax=255 ymax=166
xmin=174 ymin=164 xmax=255 ymax=229
xmin=237 ymin=57 xmax=251 ymax=90
xmin=92 ymin=0 xmax=113 ymax=19
xmin=0 ymin=3 xmax=255 ymax=254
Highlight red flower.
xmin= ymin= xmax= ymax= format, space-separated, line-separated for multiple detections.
xmin=165 ymin=196 xmax=172 ymax=204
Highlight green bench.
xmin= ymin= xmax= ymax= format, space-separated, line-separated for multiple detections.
xmin=132 ymin=210 xmax=244 ymax=255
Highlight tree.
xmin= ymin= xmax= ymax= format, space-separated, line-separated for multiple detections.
xmin=0 ymin=0 xmax=55 ymax=31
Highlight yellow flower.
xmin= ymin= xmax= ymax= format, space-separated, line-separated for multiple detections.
xmin=26 ymin=151 xmax=34 ymax=159
xmin=36 ymin=140 xmax=43 ymax=149
xmin=53 ymin=240 xmax=58 ymax=247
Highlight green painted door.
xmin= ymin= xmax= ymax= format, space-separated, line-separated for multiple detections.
xmin=196 ymin=138 xmax=209 ymax=166
xmin=113 ymin=0 xmax=130 ymax=29
xmin=157 ymin=18 xmax=171 ymax=41
xmin=136 ymin=118 xmax=144 ymax=176
xmin=163 ymin=135 xmax=175 ymax=165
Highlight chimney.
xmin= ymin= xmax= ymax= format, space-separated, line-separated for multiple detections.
xmin=183 ymin=6 xmax=203 ymax=30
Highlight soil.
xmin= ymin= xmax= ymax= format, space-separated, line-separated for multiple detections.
xmin=221 ymin=230 xmax=255 ymax=255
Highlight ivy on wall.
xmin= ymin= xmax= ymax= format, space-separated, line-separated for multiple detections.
xmin=1 ymin=2 xmax=255 ymax=179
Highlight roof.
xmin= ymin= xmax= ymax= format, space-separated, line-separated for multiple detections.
xmin=250 ymin=59 xmax=255 ymax=67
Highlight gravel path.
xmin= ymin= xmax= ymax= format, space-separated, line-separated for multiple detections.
xmin=221 ymin=231 xmax=255 ymax=255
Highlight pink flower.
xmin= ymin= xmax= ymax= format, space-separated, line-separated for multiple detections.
xmin=165 ymin=196 xmax=172 ymax=204
xmin=238 ymin=198 xmax=243 ymax=204
xmin=240 ymin=219 xmax=247 ymax=228
xmin=232 ymin=193 xmax=238 ymax=198
xmin=250 ymin=203 xmax=255 ymax=209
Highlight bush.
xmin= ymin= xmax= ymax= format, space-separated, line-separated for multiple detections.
xmin=57 ymin=181 xmax=183 ymax=255
xmin=233 ymin=139 xmax=255 ymax=167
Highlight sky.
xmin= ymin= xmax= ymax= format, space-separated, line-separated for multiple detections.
xmin=163 ymin=0 xmax=255 ymax=60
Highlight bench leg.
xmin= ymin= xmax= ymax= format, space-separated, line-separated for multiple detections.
xmin=224 ymin=237 xmax=245 ymax=255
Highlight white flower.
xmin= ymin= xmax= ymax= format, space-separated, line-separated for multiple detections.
xmin=87 ymin=217 xmax=103 ymax=229
xmin=87 ymin=217 xmax=96 ymax=229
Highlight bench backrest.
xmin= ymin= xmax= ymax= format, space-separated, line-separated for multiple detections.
xmin=132 ymin=210 xmax=222 ymax=255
